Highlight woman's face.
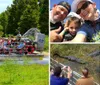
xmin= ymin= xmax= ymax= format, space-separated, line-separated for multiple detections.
xmin=77 ymin=2 xmax=96 ymax=21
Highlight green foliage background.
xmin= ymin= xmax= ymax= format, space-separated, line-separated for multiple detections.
xmin=44 ymin=35 xmax=49 ymax=52
xmin=0 ymin=0 xmax=48 ymax=36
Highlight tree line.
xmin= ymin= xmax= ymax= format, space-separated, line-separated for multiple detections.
xmin=0 ymin=0 xmax=48 ymax=37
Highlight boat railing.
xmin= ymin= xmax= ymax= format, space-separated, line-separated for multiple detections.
xmin=50 ymin=58 xmax=99 ymax=85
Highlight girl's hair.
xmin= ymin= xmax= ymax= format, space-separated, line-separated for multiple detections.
xmin=64 ymin=17 xmax=82 ymax=28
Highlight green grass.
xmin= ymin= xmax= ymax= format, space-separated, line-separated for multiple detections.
xmin=44 ymin=35 xmax=49 ymax=52
xmin=0 ymin=61 xmax=49 ymax=85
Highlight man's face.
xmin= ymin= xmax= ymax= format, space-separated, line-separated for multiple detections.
xmin=77 ymin=1 xmax=96 ymax=21
xmin=52 ymin=5 xmax=68 ymax=22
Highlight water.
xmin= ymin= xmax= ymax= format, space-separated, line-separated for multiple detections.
xmin=15 ymin=56 xmax=49 ymax=65
xmin=27 ymin=56 xmax=49 ymax=64
xmin=0 ymin=56 xmax=49 ymax=65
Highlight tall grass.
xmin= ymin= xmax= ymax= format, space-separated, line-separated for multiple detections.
xmin=51 ymin=44 xmax=100 ymax=57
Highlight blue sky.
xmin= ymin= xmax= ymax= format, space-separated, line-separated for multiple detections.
xmin=50 ymin=0 xmax=100 ymax=10
xmin=0 ymin=0 xmax=99 ymax=13
xmin=0 ymin=0 xmax=13 ymax=13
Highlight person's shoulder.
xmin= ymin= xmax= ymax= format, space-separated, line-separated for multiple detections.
xmin=88 ymin=76 xmax=94 ymax=80
xmin=77 ymin=76 xmax=94 ymax=81
xmin=76 ymin=78 xmax=84 ymax=84
xmin=62 ymin=77 xmax=69 ymax=82
xmin=50 ymin=75 xmax=56 ymax=79
xmin=78 ymin=22 xmax=90 ymax=33
xmin=80 ymin=22 xmax=89 ymax=29
xmin=51 ymin=74 xmax=54 ymax=77
xmin=77 ymin=78 xmax=83 ymax=81
xmin=63 ymin=77 xmax=69 ymax=84
xmin=76 ymin=79 xmax=81 ymax=85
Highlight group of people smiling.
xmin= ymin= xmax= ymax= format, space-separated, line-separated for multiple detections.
xmin=50 ymin=0 xmax=100 ymax=42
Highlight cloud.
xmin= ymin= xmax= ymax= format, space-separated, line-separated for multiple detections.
xmin=0 ymin=3 xmax=9 ymax=7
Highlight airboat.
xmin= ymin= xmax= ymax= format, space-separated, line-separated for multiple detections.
xmin=0 ymin=28 xmax=45 ymax=59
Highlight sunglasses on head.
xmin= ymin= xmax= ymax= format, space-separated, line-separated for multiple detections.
xmin=76 ymin=1 xmax=92 ymax=14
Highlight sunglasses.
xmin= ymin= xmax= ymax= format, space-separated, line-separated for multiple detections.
xmin=76 ymin=1 xmax=92 ymax=14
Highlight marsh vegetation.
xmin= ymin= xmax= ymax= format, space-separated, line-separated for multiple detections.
xmin=50 ymin=44 xmax=100 ymax=83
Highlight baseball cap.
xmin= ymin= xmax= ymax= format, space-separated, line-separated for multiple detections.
xmin=58 ymin=1 xmax=71 ymax=13
xmin=71 ymin=0 xmax=93 ymax=12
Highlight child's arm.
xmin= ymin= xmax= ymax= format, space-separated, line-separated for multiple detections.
xmin=59 ymin=27 xmax=69 ymax=36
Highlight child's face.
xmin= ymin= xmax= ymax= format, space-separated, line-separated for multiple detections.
xmin=68 ymin=21 xmax=80 ymax=36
